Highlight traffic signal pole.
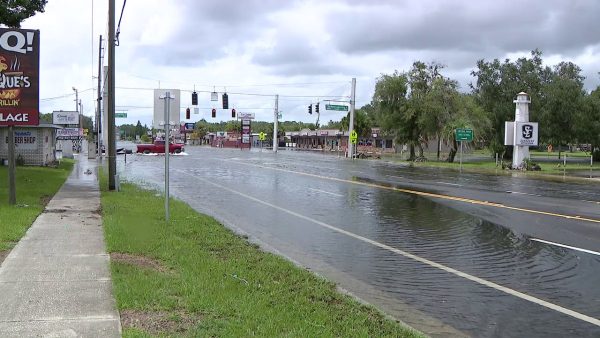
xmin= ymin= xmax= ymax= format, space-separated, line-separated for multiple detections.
xmin=348 ymin=78 xmax=356 ymax=158
xmin=273 ymin=94 xmax=279 ymax=153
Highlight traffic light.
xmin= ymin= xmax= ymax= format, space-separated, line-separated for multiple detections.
xmin=211 ymin=108 xmax=216 ymax=118
xmin=308 ymin=104 xmax=312 ymax=114
xmin=222 ymin=93 xmax=229 ymax=109
xmin=186 ymin=107 xmax=190 ymax=119
xmin=191 ymin=91 xmax=198 ymax=105
xmin=315 ymin=102 xmax=319 ymax=113
xmin=232 ymin=108 xmax=236 ymax=118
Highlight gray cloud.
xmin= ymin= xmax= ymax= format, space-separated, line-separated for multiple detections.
xmin=251 ymin=28 xmax=354 ymax=76
xmin=328 ymin=0 xmax=600 ymax=57
xmin=133 ymin=0 xmax=298 ymax=66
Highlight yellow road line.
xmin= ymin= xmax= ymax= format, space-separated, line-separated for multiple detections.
xmin=228 ymin=160 xmax=600 ymax=224
xmin=178 ymin=168 xmax=600 ymax=327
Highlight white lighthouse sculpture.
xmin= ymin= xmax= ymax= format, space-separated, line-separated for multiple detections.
xmin=504 ymin=92 xmax=539 ymax=169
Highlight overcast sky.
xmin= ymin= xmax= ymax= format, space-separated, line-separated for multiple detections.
xmin=22 ymin=0 xmax=600 ymax=127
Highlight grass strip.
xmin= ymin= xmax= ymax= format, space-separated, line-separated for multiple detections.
xmin=100 ymin=178 xmax=423 ymax=337
xmin=0 ymin=160 xmax=74 ymax=253
xmin=385 ymin=157 xmax=600 ymax=177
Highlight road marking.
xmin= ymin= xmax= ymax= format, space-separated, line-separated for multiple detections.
xmin=177 ymin=169 xmax=600 ymax=327
xmin=506 ymin=191 xmax=542 ymax=197
xmin=582 ymin=200 xmax=600 ymax=205
xmin=308 ymin=188 xmax=344 ymax=197
xmin=530 ymin=238 xmax=600 ymax=257
xmin=226 ymin=160 xmax=600 ymax=224
xmin=386 ymin=175 xmax=405 ymax=180
xmin=436 ymin=181 xmax=462 ymax=186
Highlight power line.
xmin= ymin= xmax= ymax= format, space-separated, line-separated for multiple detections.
xmin=115 ymin=86 xmax=349 ymax=99
xmin=40 ymin=88 xmax=94 ymax=101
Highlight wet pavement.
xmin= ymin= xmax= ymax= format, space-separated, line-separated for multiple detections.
xmin=114 ymin=144 xmax=600 ymax=337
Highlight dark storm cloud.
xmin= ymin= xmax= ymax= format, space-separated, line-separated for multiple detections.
xmin=134 ymin=0 xmax=298 ymax=66
xmin=328 ymin=0 xmax=600 ymax=57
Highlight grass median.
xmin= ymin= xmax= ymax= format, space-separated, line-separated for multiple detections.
xmin=0 ymin=160 xmax=74 ymax=260
xmin=100 ymin=179 xmax=422 ymax=337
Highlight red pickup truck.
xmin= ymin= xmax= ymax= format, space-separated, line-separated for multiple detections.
xmin=136 ymin=140 xmax=184 ymax=154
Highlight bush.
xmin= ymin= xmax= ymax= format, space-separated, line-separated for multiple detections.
xmin=16 ymin=154 xmax=25 ymax=166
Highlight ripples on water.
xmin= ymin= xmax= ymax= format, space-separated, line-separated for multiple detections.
xmin=117 ymin=148 xmax=600 ymax=337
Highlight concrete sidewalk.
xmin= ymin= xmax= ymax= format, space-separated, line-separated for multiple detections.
xmin=0 ymin=157 xmax=121 ymax=337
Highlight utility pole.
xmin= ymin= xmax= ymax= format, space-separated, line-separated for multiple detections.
xmin=108 ymin=0 xmax=117 ymax=190
xmin=348 ymin=78 xmax=356 ymax=158
xmin=73 ymin=87 xmax=79 ymax=123
xmin=162 ymin=92 xmax=172 ymax=222
xmin=273 ymin=94 xmax=279 ymax=153
xmin=7 ymin=125 xmax=15 ymax=204
xmin=97 ymin=35 xmax=103 ymax=158
xmin=72 ymin=87 xmax=80 ymax=153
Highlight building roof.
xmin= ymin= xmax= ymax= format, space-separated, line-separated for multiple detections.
xmin=0 ymin=123 xmax=63 ymax=129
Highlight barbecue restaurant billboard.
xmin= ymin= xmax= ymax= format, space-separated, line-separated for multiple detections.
xmin=0 ymin=28 xmax=39 ymax=126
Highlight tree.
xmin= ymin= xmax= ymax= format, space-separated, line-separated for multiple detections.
xmin=540 ymin=62 xmax=585 ymax=158
xmin=340 ymin=107 xmax=372 ymax=137
xmin=441 ymin=94 xmax=491 ymax=162
xmin=0 ymin=0 xmax=48 ymax=28
xmin=372 ymin=71 xmax=412 ymax=157
xmin=471 ymin=49 xmax=551 ymax=158
xmin=577 ymin=86 xmax=600 ymax=161
xmin=39 ymin=112 xmax=52 ymax=123
xmin=224 ymin=120 xmax=240 ymax=133
xmin=134 ymin=120 xmax=145 ymax=137
xmin=419 ymin=76 xmax=460 ymax=160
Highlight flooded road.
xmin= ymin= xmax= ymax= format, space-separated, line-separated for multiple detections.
xmin=115 ymin=145 xmax=600 ymax=337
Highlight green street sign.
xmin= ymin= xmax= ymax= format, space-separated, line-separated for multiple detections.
xmin=115 ymin=112 xmax=127 ymax=118
xmin=350 ymin=130 xmax=358 ymax=144
xmin=325 ymin=104 xmax=349 ymax=111
xmin=455 ymin=128 xmax=473 ymax=141
xmin=258 ymin=132 xmax=266 ymax=141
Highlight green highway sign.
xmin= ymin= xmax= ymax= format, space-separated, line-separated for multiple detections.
xmin=455 ymin=128 xmax=473 ymax=141
xmin=115 ymin=112 xmax=127 ymax=118
xmin=325 ymin=104 xmax=349 ymax=111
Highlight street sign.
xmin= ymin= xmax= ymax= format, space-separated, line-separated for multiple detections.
xmin=455 ymin=128 xmax=473 ymax=141
xmin=258 ymin=132 xmax=266 ymax=141
xmin=325 ymin=104 xmax=349 ymax=111
xmin=0 ymin=28 xmax=40 ymax=126
xmin=115 ymin=112 xmax=127 ymax=118
xmin=350 ymin=130 xmax=358 ymax=144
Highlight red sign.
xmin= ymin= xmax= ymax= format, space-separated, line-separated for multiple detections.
xmin=0 ymin=28 xmax=40 ymax=126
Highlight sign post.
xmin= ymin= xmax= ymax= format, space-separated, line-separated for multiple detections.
xmin=350 ymin=130 xmax=358 ymax=158
xmin=455 ymin=128 xmax=473 ymax=173
xmin=259 ymin=132 xmax=266 ymax=151
xmin=0 ymin=28 xmax=40 ymax=204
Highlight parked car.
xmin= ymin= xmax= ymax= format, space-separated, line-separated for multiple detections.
xmin=136 ymin=140 xmax=184 ymax=154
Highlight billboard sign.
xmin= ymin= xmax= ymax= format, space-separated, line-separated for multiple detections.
xmin=0 ymin=28 xmax=40 ymax=126
xmin=153 ymin=89 xmax=180 ymax=129
xmin=53 ymin=111 xmax=78 ymax=124
xmin=238 ymin=112 xmax=255 ymax=120
xmin=56 ymin=127 xmax=82 ymax=140
xmin=241 ymin=119 xmax=251 ymax=144
xmin=515 ymin=122 xmax=538 ymax=146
